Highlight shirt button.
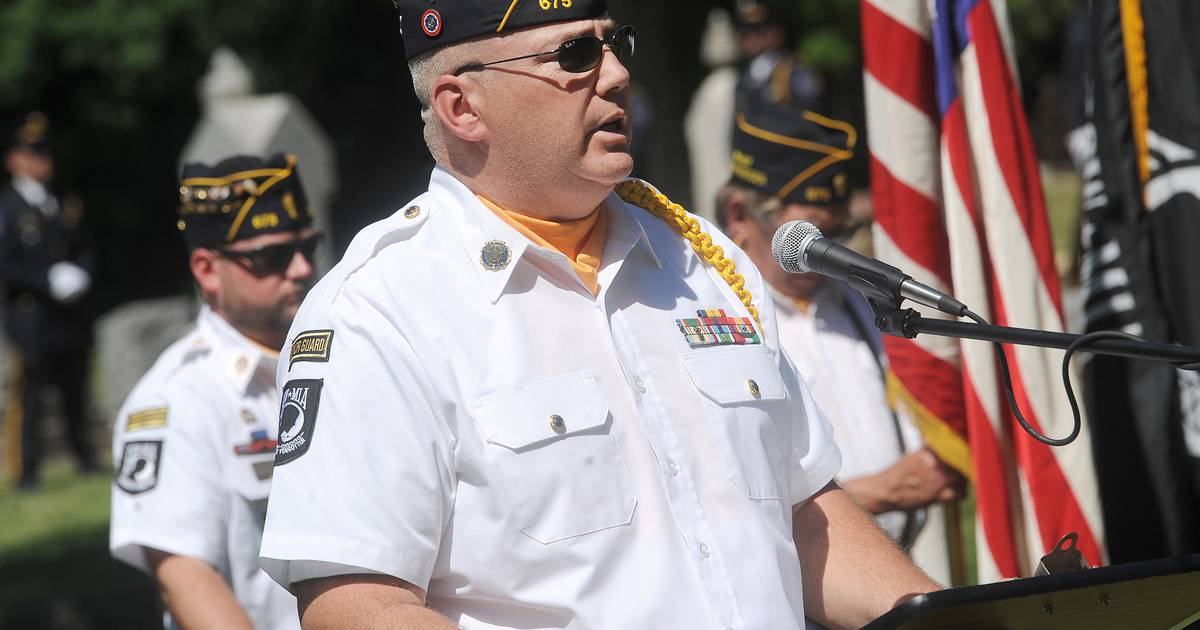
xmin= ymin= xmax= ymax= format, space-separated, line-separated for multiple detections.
xmin=549 ymin=414 xmax=566 ymax=434
xmin=634 ymin=376 xmax=647 ymax=394
xmin=746 ymin=379 xmax=761 ymax=398
xmin=699 ymin=542 xmax=711 ymax=558
xmin=667 ymin=459 xmax=679 ymax=476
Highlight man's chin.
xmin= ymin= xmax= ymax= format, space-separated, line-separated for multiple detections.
xmin=282 ymin=302 xmax=302 ymax=322
xmin=586 ymin=152 xmax=635 ymax=187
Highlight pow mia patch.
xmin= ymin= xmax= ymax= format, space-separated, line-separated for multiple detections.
xmin=275 ymin=379 xmax=322 ymax=466
xmin=115 ymin=440 xmax=163 ymax=494
xmin=289 ymin=330 xmax=334 ymax=368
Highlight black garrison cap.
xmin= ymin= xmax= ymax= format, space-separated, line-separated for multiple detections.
xmin=730 ymin=98 xmax=856 ymax=206
xmin=177 ymin=154 xmax=313 ymax=248
xmin=733 ymin=0 xmax=794 ymax=29
xmin=392 ymin=0 xmax=609 ymax=59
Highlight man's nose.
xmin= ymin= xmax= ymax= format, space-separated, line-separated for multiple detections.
xmin=286 ymin=249 xmax=316 ymax=281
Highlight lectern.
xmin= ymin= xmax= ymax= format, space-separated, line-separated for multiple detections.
xmin=863 ymin=554 xmax=1200 ymax=629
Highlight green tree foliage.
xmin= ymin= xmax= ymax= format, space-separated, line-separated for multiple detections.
xmin=0 ymin=0 xmax=415 ymax=310
xmin=794 ymin=0 xmax=861 ymax=76
xmin=0 ymin=0 xmax=209 ymax=118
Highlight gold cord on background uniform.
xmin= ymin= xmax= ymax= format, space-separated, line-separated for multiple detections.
xmin=616 ymin=180 xmax=760 ymax=324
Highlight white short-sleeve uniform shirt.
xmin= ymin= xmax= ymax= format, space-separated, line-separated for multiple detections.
xmin=771 ymin=285 xmax=925 ymax=543
xmin=259 ymin=167 xmax=841 ymax=630
xmin=110 ymin=306 xmax=299 ymax=630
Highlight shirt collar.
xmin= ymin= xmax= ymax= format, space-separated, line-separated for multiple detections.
xmin=430 ymin=167 xmax=661 ymax=303
xmin=196 ymin=305 xmax=278 ymax=393
xmin=602 ymin=187 xmax=662 ymax=272
xmin=11 ymin=175 xmax=49 ymax=209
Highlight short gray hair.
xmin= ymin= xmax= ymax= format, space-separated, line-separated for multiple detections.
xmin=407 ymin=40 xmax=482 ymax=125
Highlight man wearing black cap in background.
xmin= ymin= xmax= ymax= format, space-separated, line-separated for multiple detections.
xmin=109 ymin=154 xmax=319 ymax=630
xmin=260 ymin=3 xmax=940 ymax=629
xmin=716 ymin=99 xmax=964 ymax=576
xmin=0 ymin=112 xmax=97 ymax=490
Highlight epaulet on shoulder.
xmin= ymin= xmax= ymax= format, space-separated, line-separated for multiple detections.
xmin=360 ymin=199 xmax=436 ymax=255
xmin=144 ymin=332 xmax=211 ymax=392
xmin=325 ymin=198 xmax=438 ymax=292
xmin=181 ymin=334 xmax=211 ymax=361
xmin=394 ymin=201 xmax=433 ymax=233
xmin=172 ymin=334 xmax=211 ymax=375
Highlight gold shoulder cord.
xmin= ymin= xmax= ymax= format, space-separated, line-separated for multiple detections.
xmin=615 ymin=180 xmax=760 ymax=324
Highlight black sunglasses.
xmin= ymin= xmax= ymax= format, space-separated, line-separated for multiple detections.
xmin=454 ymin=25 xmax=636 ymax=76
xmin=215 ymin=233 xmax=324 ymax=275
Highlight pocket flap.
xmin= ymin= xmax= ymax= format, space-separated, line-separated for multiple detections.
xmin=230 ymin=459 xmax=273 ymax=502
xmin=682 ymin=345 xmax=787 ymax=404
xmin=471 ymin=372 xmax=610 ymax=450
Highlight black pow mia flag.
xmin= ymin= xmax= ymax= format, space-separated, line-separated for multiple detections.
xmin=1065 ymin=0 xmax=1200 ymax=563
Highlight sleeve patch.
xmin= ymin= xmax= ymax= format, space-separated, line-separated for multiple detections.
xmin=275 ymin=379 xmax=323 ymax=466
xmin=115 ymin=440 xmax=163 ymax=494
xmin=289 ymin=330 xmax=335 ymax=368
xmin=125 ymin=406 xmax=168 ymax=432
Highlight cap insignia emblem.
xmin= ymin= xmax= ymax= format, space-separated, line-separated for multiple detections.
xmin=421 ymin=9 xmax=442 ymax=37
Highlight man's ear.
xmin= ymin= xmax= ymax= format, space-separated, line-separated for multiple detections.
xmin=721 ymin=193 xmax=755 ymax=246
xmin=430 ymin=75 xmax=488 ymax=142
xmin=4 ymin=149 xmax=23 ymax=176
xmin=189 ymin=248 xmax=222 ymax=300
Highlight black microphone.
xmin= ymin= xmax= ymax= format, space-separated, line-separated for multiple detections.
xmin=770 ymin=219 xmax=968 ymax=317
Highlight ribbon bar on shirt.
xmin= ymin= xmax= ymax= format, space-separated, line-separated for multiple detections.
xmin=676 ymin=309 xmax=761 ymax=348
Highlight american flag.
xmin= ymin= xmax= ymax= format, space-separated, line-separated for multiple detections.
xmin=861 ymin=0 xmax=1106 ymax=580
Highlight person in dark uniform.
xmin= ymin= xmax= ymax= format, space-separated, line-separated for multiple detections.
xmin=733 ymin=0 xmax=823 ymax=112
xmin=0 ymin=112 xmax=97 ymax=490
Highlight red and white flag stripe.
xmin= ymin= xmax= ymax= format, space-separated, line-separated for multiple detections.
xmin=862 ymin=0 xmax=1105 ymax=580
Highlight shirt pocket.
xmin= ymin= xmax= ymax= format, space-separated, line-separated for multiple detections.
xmin=229 ymin=456 xmax=272 ymax=507
xmin=682 ymin=345 xmax=790 ymax=500
xmin=471 ymin=371 xmax=637 ymax=544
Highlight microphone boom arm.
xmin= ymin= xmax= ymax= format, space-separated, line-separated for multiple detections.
xmin=871 ymin=305 xmax=1200 ymax=365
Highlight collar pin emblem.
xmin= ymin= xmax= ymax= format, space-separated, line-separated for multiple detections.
xmin=480 ymin=240 xmax=512 ymax=272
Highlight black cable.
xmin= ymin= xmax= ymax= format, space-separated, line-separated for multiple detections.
xmin=950 ymin=309 xmax=1200 ymax=444
xmin=964 ymin=309 xmax=1080 ymax=447
xmin=1061 ymin=330 xmax=1157 ymax=441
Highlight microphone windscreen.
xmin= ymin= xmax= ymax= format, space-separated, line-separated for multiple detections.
xmin=771 ymin=219 xmax=823 ymax=273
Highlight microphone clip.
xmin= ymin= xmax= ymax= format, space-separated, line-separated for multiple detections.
xmin=867 ymin=300 xmax=921 ymax=339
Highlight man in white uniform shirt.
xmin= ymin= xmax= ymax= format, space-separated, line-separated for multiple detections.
xmin=259 ymin=3 xmax=940 ymax=629
xmin=110 ymin=154 xmax=322 ymax=629
xmin=716 ymin=98 xmax=964 ymax=550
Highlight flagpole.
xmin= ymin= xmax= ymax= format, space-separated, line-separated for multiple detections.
xmin=944 ymin=499 xmax=967 ymax=587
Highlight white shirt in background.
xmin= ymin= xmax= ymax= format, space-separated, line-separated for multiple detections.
xmin=110 ymin=306 xmax=299 ymax=630
xmin=772 ymin=283 xmax=925 ymax=543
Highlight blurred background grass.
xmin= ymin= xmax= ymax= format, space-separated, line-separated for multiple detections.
xmin=0 ymin=459 xmax=159 ymax=630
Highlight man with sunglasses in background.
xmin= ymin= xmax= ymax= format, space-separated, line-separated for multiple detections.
xmin=110 ymin=153 xmax=319 ymax=630
xmin=716 ymin=97 xmax=964 ymax=582
xmin=260 ymin=3 xmax=939 ymax=629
